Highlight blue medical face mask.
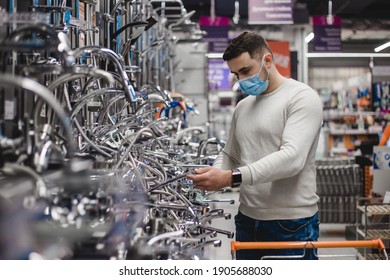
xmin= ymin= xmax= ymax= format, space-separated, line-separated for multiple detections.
xmin=238 ymin=60 xmax=269 ymax=96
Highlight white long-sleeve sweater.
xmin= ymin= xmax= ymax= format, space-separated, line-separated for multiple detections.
xmin=213 ymin=78 xmax=323 ymax=220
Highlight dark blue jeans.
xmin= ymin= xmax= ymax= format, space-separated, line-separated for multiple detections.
xmin=234 ymin=211 xmax=320 ymax=260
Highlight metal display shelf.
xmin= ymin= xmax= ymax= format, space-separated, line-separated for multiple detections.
xmin=356 ymin=201 xmax=390 ymax=259
xmin=357 ymin=229 xmax=390 ymax=240
xmin=357 ymin=205 xmax=390 ymax=216
xmin=358 ymin=252 xmax=389 ymax=260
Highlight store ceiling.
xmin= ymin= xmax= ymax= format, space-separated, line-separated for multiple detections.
xmin=180 ymin=0 xmax=390 ymax=46
xmin=297 ymin=0 xmax=390 ymax=31
xmin=297 ymin=0 xmax=390 ymax=19
xmin=181 ymin=0 xmax=390 ymax=23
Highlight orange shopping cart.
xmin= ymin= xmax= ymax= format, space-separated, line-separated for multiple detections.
xmin=230 ymin=239 xmax=389 ymax=260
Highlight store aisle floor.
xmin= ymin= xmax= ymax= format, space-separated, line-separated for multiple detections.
xmin=203 ymin=190 xmax=357 ymax=260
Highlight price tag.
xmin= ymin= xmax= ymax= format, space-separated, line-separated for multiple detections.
xmin=4 ymin=100 xmax=15 ymax=120
xmin=383 ymin=191 xmax=390 ymax=204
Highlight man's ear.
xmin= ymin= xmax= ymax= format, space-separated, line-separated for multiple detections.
xmin=263 ymin=53 xmax=273 ymax=66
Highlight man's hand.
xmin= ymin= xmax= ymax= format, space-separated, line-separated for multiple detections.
xmin=187 ymin=166 xmax=232 ymax=191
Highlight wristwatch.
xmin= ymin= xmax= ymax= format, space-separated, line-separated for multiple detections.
xmin=231 ymin=169 xmax=242 ymax=188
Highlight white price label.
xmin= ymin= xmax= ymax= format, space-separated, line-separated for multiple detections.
xmin=383 ymin=191 xmax=390 ymax=204
xmin=4 ymin=100 xmax=15 ymax=120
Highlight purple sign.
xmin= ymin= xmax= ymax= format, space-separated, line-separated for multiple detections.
xmin=199 ymin=16 xmax=230 ymax=26
xmin=200 ymin=16 xmax=230 ymax=53
xmin=248 ymin=0 xmax=293 ymax=25
xmin=208 ymin=59 xmax=232 ymax=91
xmin=201 ymin=26 xmax=229 ymax=52
xmin=313 ymin=16 xmax=342 ymax=52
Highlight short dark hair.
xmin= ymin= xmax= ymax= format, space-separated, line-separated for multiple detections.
xmin=222 ymin=31 xmax=272 ymax=61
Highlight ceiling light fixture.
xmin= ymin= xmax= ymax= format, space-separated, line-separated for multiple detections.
xmin=232 ymin=1 xmax=240 ymax=25
xmin=305 ymin=32 xmax=314 ymax=43
xmin=326 ymin=0 xmax=334 ymax=25
xmin=374 ymin=41 xmax=390 ymax=52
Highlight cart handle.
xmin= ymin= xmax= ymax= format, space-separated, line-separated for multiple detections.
xmin=231 ymin=239 xmax=388 ymax=259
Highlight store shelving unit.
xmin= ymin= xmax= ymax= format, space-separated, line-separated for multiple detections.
xmin=322 ymin=110 xmax=384 ymax=156
xmin=327 ymin=124 xmax=381 ymax=156
xmin=316 ymin=158 xmax=363 ymax=223
xmin=304 ymin=52 xmax=390 ymax=156
xmin=355 ymin=200 xmax=390 ymax=259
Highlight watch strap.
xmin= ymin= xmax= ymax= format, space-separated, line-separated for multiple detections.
xmin=231 ymin=168 xmax=242 ymax=188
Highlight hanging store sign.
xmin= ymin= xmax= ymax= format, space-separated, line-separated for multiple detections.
xmin=208 ymin=59 xmax=232 ymax=91
xmin=199 ymin=16 xmax=230 ymax=26
xmin=312 ymin=15 xmax=342 ymax=52
xmin=268 ymin=41 xmax=291 ymax=78
xmin=248 ymin=0 xmax=293 ymax=25
xmin=201 ymin=26 xmax=229 ymax=52
xmin=200 ymin=16 xmax=230 ymax=53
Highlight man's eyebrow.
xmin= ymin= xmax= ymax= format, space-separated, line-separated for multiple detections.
xmin=231 ymin=66 xmax=250 ymax=74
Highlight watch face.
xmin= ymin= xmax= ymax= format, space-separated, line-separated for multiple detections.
xmin=232 ymin=169 xmax=242 ymax=187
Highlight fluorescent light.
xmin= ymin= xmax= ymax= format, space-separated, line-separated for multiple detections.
xmin=206 ymin=53 xmax=223 ymax=59
xmin=305 ymin=32 xmax=314 ymax=43
xmin=306 ymin=53 xmax=390 ymax=58
xmin=374 ymin=41 xmax=390 ymax=52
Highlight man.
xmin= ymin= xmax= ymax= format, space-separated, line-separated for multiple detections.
xmin=187 ymin=31 xmax=323 ymax=260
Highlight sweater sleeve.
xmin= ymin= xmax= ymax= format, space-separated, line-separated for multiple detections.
xmin=239 ymin=88 xmax=323 ymax=185
xmin=213 ymin=111 xmax=241 ymax=170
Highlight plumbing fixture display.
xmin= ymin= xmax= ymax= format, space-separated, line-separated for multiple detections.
xmin=0 ymin=0 xmax=231 ymax=260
